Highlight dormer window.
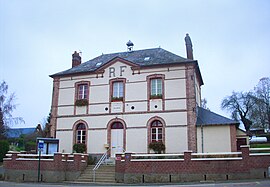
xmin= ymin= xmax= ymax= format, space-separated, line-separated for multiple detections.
xmin=96 ymin=62 xmax=102 ymax=67
xmin=144 ymin=57 xmax=150 ymax=61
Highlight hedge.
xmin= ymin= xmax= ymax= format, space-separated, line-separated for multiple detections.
xmin=0 ymin=140 xmax=9 ymax=162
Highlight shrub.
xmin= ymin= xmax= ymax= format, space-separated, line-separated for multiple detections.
xmin=111 ymin=97 xmax=123 ymax=102
xmin=150 ymin=94 xmax=162 ymax=99
xmin=0 ymin=140 xmax=9 ymax=162
xmin=148 ymin=141 xmax=165 ymax=154
xmin=73 ymin=143 xmax=86 ymax=153
xmin=25 ymin=141 xmax=36 ymax=152
xmin=88 ymin=155 xmax=97 ymax=165
xmin=75 ymin=99 xmax=89 ymax=106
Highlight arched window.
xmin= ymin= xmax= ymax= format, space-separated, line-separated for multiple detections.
xmin=76 ymin=123 xmax=86 ymax=144
xmin=151 ymin=120 xmax=163 ymax=142
xmin=111 ymin=122 xmax=124 ymax=129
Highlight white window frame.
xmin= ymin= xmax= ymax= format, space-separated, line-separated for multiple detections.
xmin=77 ymin=130 xmax=86 ymax=144
xmin=78 ymin=84 xmax=88 ymax=99
xmin=113 ymin=81 xmax=124 ymax=98
xmin=151 ymin=79 xmax=162 ymax=96
xmin=151 ymin=120 xmax=163 ymax=142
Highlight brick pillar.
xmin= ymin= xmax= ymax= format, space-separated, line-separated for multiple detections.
xmin=11 ymin=152 xmax=19 ymax=161
xmin=54 ymin=153 xmax=63 ymax=171
xmin=184 ymin=151 xmax=192 ymax=161
xmin=74 ymin=153 xmax=82 ymax=171
xmin=115 ymin=153 xmax=123 ymax=162
xmin=241 ymin=145 xmax=250 ymax=160
xmin=230 ymin=125 xmax=237 ymax=152
xmin=124 ymin=152 xmax=132 ymax=162
xmin=83 ymin=154 xmax=88 ymax=163
xmin=115 ymin=153 xmax=123 ymax=173
xmin=62 ymin=153 xmax=68 ymax=161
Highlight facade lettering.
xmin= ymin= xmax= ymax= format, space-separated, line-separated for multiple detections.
xmin=109 ymin=66 xmax=127 ymax=77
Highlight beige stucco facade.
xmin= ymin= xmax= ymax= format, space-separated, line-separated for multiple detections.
xmin=51 ymin=59 xmax=198 ymax=156
xmin=197 ymin=125 xmax=232 ymax=153
xmin=50 ymin=44 xmax=237 ymax=156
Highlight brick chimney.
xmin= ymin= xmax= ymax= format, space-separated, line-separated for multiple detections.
xmin=185 ymin=33 xmax=194 ymax=60
xmin=72 ymin=51 xmax=81 ymax=68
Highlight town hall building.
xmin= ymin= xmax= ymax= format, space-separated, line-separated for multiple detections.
xmin=49 ymin=34 xmax=246 ymax=158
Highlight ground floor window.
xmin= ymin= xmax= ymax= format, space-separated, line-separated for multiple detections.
xmin=151 ymin=120 xmax=163 ymax=142
xmin=76 ymin=123 xmax=86 ymax=144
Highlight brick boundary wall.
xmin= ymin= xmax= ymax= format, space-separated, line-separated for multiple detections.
xmin=115 ymin=146 xmax=270 ymax=183
xmin=3 ymin=153 xmax=88 ymax=182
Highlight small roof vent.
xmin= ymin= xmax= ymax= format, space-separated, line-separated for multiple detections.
xmin=126 ymin=40 xmax=134 ymax=52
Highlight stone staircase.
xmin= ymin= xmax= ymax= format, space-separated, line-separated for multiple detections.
xmin=75 ymin=164 xmax=116 ymax=183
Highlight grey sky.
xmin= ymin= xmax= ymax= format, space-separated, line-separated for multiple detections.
xmin=0 ymin=0 xmax=269 ymax=128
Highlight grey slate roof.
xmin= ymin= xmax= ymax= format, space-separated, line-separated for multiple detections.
xmin=51 ymin=48 xmax=195 ymax=77
xmin=196 ymin=107 xmax=239 ymax=126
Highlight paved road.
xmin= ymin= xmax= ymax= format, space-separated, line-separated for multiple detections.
xmin=0 ymin=180 xmax=270 ymax=187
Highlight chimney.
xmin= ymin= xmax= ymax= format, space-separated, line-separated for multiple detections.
xmin=72 ymin=51 xmax=81 ymax=68
xmin=185 ymin=33 xmax=194 ymax=60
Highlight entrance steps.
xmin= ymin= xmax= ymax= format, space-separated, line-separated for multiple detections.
xmin=75 ymin=164 xmax=116 ymax=183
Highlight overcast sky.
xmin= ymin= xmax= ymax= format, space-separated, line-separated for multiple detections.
xmin=0 ymin=0 xmax=269 ymax=128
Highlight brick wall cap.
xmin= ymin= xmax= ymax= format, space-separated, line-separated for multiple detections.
xmin=125 ymin=152 xmax=135 ymax=154
xmin=184 ymin=150 xmax=193 ymax=153
xmin=8 ymin=151 xmax=20 ymax=154
xmin=240 ymin=145 xmax=250 ymax=148
xmin=73 ymin=153 xmax=83 ymax=155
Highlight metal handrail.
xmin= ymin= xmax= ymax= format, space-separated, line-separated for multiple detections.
xmin=93 ymin=149 xmax=110 ymax=182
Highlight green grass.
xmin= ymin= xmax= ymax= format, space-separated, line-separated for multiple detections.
xmin=250 ymin=143 xmax=270 ymax=148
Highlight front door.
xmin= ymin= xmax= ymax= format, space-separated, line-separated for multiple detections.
xmin=110 ymin=122 xmax=124 ymax=157
xmin=111 ymin=129 xmax=123 ymax=157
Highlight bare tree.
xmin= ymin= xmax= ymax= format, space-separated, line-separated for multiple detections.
xmin=201 ymin=98 xmax=210 ymax=110
xmin=39 ymin=113 xmax=52 ymax=138
xmin=221 ymin=91 xmax=253 ymax=132
xmin=250 ymin=77 xmax=270 ymax=130
xmin=0 ymin=81 xmax=24 ymax=139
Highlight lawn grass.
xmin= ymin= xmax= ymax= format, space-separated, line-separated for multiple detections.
xmin=250 ymin=143 xmax=270 ymax=148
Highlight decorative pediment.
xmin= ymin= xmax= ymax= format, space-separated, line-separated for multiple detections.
xmin=95 ymin=57 xmax=139 ymax=72
xmin=95 ymin=57 xmax=140 ymax=78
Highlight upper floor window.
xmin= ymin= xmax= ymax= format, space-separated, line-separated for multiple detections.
xmin=112 ymin=81 xmax=124 ymax=101
xmin=150 ymin=78 xmax=162 ymax=99
xmin=151 ymin=120 xmax=163 ymax=142
xmin=75 ymin=81 xmax=90 ymax=107
xmin=76 ymin=123 xmax=86 ymax=144
xmin=78 ymin=84 xmax=88 ymax=99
